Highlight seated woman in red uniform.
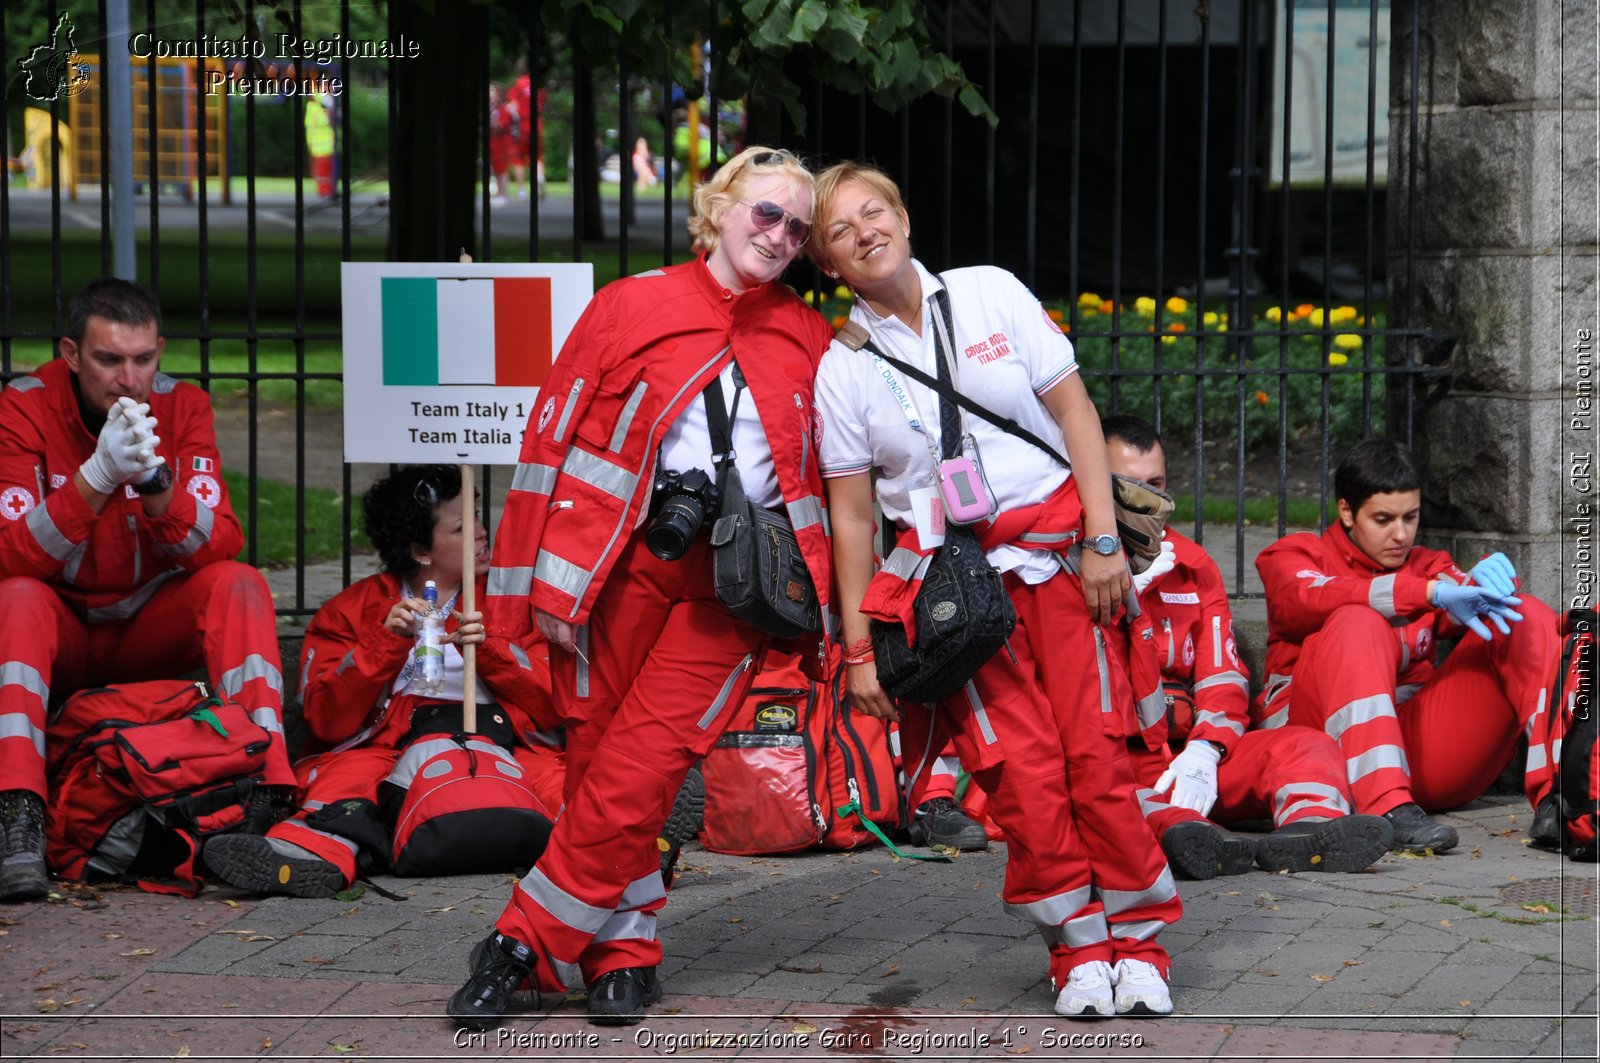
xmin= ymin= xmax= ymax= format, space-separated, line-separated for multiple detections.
xmin=204 ymin=465 xmax=562 ymax=897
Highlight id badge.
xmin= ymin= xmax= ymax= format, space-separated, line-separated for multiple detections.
xmin=909 ymin=486 xmax=946 ymax=547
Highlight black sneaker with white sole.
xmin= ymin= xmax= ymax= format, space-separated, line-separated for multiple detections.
xmin=449 ymin=932 xmax=536 ymax=1031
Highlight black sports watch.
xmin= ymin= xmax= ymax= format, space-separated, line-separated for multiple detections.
xmin=1085 ymin=533 xmax=1122 ymax=557
xmin=131 ymin=464 xmax=174 ymax=496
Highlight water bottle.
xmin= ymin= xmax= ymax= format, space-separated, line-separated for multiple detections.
xmin=412 ymin=580 xmax=445 ymax=695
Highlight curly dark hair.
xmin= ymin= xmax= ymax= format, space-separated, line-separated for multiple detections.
xmin=361 ymin=465 xmax=462 ymax=579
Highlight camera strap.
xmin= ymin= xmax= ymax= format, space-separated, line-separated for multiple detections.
xmin=702 ymin=361 xmax=748 ymax=505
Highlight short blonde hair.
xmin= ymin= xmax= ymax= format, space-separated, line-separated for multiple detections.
xmin=806 ymin=162 xmax=909 ymax=273
xmin=689 ymin=146 xmax=815 ymax=255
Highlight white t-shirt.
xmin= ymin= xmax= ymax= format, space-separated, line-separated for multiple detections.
xmin=394 ymin=580 xmax=492 ymax=704
xmin=657 ymin=363 xmax=781 ymax=510
xmin=815 ymin=261 xmax=1077 ymax=583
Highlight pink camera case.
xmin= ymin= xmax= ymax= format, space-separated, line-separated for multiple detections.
xmin=937 ymin=457 xmax=992 ymax=525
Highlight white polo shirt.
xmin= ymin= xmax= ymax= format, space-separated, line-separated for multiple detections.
xmin=815 ymin=260 xmax=1077 ymax=583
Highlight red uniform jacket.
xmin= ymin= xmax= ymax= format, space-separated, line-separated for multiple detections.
xmin=0 ymin=359 xmax=241 ymax=619
xmin=485 ymin=258 xmax=834 ymax=636
xmin=299 ymin=571 xmax=558 ymax=751
xmin=1138 ymin=529 xmax=1250 ymax=755
xmin=1254 ymin=521 xmax=1470 ymax=724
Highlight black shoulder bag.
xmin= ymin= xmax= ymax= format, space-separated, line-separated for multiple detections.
xmin=863 ymin=290 xmax=1016 ymax=704
xmin=705 ymin=362 xmax=823 ymax=638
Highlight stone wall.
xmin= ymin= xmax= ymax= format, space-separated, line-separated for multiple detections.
xmin=1389 ymin=0 xmax=1597 ymax=608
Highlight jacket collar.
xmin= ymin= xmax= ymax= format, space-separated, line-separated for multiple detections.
xmin=1323 ymin=519 xmax=1394 ymax=574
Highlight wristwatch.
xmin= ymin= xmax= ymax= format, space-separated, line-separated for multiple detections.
xmin=1085 ymin=533 xmax=1122 ymax=557
xmin=131 ymin=464 xmax=174 ymax=496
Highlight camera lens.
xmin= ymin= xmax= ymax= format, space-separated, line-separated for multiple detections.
xmin=647 ymin=495 xmax=706 ymax=560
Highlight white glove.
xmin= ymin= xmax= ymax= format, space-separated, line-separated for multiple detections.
xmin=79 ymin=398 xmax=162 ymax=494
xmin=1132 ymin=538 xmax=1178 ymax=594
xmin=1153 ymin=740 xmax=1221 ymax=816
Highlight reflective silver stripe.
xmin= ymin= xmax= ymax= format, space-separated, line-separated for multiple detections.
xmin=1395 ymin=683 xmax=1423 ymax=705
xmin=1368 ymin=573 xmax=1397 ymax=617
xmin=1325 ymin=694 xmax=1395 ymax=743
xmin=1194 ymin=671 xmax=1249 ymax=694
xmin=1109 ymin=918 xmax=1168 ymax=943
xmin=1263 ymin=673 xmax=1293 ymax=706
xmin=698 ymin=654 xmax=754 ymax=730
xmin=1399 ymin=636 xmax=1411 ymax=672
xmin=299 ymin=647 xmax=316 ymax=699
xmin=535 ymin=551 xmax=589 ymax=600
xmin=157 ymin=501 xmax=215 ymax=557
xmin=1135 ymin=786 xmax=1169 ymax=819
xmin=1005 ymin=884 xmax=1093 ymax=927
xmin=335 ymin=650 xmax=357 ymax=676
xmin=250 ymin=706 xmax=285 ymax=738
xmin=508 ymin=642 xmax=532 ymax=671
xmin=632 ymin=268 xmax=666 ymax=278
xmin=221 ymin=654 xmax=285 ymax=698
xmin=1 ymin=661 xmax=49 ymax=706
xmin=0 ymin=712 xmax=45 ymax=756
xmin=388 ymin=737 xmax=514 ymax=788
xmin=7 ymin=376 xmax=43 ymax=393
xmin=25 ymin=503 xmax=74 ymax=561
xmin=964 ymin=680 xmax=998 ymax=745
xmin=1093 ymin=628 xmax=1113 ymax=715
xmin=518 ymin=866 xmax=612 ymax=935
xmin=1099 ymin=866 xmax=1178 ymax=916
xmin=1038 ymin=909 xmax=1110 ymax=949
xmin=619 ymin=870 xmax=667 ymax=909
xmin=488 ymin=565 xmax=535 ymax=597
xmin=1163 ymin=619 xmax=1175 ymax=669
xmin=881 ymin=547 xmax=926 ymax=582
xmin=561 ymin=447 xmax=636 ymax=502
xmin=287 ymin=823 xmax=360 ymax=857
xmin=1274 ymin=782 xmax=1350 ymax=821
xmin=1193 ymin=709 xmax=1245 ymax=737
xmin=1018 ymin=530 xmax=1077 ymax=547
xmin=1551 ymin=738 xmax=1563 ymax=765
xmin=85 ymin=809 xmax=146 ymax=877
xmin=62 ymin=542 xmax=87 ymax=585
xmin=787 ymin=495 xmax=826 ymax=533
xmin=1212 ymin=616 xmax=1223 ymax=668
xmin=552 ymin=377 xmax=586 ymax=443
xmin=1135 ymin=688 xmax=1166 ymax=730
xmin=1259 ymin=706 xmax=1290 ymax=730
xmin=86 ymin=569 xmax=181 ymax=622
xmin=151 ymin=372 xmax=177 ymax=394
xmin=1347 ymin=744 xmax=1410 ymax=783
xmin=575 ymin=624 xmax=590 ymax=697
xmin=1524 ymin=689 xmax=1548 ymax=739
xmin=1525 ymin=743 xmax=1548 ymax=772
xmin=592 ymin=910 xmax=657 ymax=945
xmin=511 ymin=462 xmax=559 ymax=496
xmin=608 ymin=382 xmax=649 ymax=452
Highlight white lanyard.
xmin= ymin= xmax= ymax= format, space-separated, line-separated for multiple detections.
xmin=863 ymin=289 xmax=965 ymax=482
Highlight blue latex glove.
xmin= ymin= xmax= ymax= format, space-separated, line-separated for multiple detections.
xmin=1433 ymin=581 xmax=1523 ymax=640
xmin=1469 ymin=552 xmax=1518 ymax=598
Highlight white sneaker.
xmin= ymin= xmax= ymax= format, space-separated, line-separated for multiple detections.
xmin=1112 ymin=958 xmax=1173 ymax=1016
xmin=1053 ymin=960 xmax=1115 ymax=1018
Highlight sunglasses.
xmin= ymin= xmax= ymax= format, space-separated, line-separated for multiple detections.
xmin=740 ymin=199 xmax=812 ymax=246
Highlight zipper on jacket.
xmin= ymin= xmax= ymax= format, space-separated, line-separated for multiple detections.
xmin=127 ymin=514 xmax=141 ymax=583
xmin=795 ymin=393 xmax=809 ymax=477
xmin=1212 ymin=616 xmax=1223 ymax=668
xmin=1092 ymin=627 xmax=1113 ymax=715
xmin=552 ymin=377 xmax=586 ymax=443
xmin=1163 ymin=618 xmax=1175 ymax=669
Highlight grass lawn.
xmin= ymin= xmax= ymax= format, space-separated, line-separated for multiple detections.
xmin=225 ymin=469 xmax=365 ymax=568
xmin=1171 ymin=492 xmax=1328 ymax=528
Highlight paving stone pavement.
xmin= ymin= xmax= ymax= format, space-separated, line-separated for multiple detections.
xmin=1 ymin=796 xmax=1595 ymax=1061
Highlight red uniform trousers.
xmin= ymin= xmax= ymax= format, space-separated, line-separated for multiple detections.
xmin=0 ymin=562 xmax=293 ymax=798
xmin=269 ymin=719 xmax=565 ymax=888
xmin=1127 ymin=727 xmax=1356 ymax=837
xmin=1269 ymin=598 xmax=1561 ymax=815
xmin=496 ymin=531 xmax=767 ymax=992
xmin=895 ymin=722 xmax=962 ymax=806
xmin=910 ymin=569 xmax=1181 ymax=987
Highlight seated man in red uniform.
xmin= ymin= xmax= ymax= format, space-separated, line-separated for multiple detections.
xmin=0 ymin=277 xmax=293 ymax=902
xmin=205 ymin=465 xmax=564 ymax=897
xmin=1104 ymin=416 xmax=1392 ymax=877
xmin=1254 ymin=437 xmax=1560 ymax=853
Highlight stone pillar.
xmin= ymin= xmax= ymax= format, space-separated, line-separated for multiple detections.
xmin=1389 ymin=0 xmax=1596 ymax=610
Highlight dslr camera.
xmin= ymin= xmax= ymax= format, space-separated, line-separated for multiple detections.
xmin=646 ymin=468 xmax=720 ymax=560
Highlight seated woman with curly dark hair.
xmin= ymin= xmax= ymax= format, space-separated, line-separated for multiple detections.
xmin=203 ymin=465 xmax=564 ymax=897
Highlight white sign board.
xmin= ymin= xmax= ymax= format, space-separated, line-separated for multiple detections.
xmin=341 ymin=262 xmax=595 ymax=464
xmin=1268 ymin=0 xmax=1390 ymax=188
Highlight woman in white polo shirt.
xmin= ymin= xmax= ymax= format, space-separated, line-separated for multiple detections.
xmin=809 ymin=161 xmax=1181 ymax=1019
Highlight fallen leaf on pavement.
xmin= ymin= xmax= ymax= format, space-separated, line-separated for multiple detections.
xmin=119 ymin=949 xmax=156 ymax=958
xmin=1343 ymin=960 xmax=1364 ymax=967
xmin=880 ymin=964 xmax=901 ymax=977
xmin=1440 ymin=919 xmax=1453 ymax=928
xmin=38 ymin=999 xmax=60 ymax=1013
xmin=792 ymin=1023 xmax=818 ymax=1034
xmin=1312 ymin=974 xmax=1334 ymax=983
xmin=1522 ymin=904 xmax=1552 ymax=914
xmin=778 ymin=964 xmax=823 ymax=974
xmin=424 ymin=906 xmax=456 ymax=914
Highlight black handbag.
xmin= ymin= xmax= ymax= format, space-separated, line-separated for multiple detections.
xmin=866 ymin=289 xmax=1016 ymax=703
xmin=705 ymin=362 xmax=823 ymax=639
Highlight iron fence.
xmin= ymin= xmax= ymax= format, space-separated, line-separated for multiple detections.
xmin=0 ymin=0 xmax=1446 ymax=612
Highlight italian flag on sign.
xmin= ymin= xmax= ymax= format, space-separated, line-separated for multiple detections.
xmin=380 ymin=276 xmax=554 ymax=388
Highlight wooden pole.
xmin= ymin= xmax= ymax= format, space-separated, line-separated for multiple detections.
xmin=461 ymin=460 xmax=477 ymax=734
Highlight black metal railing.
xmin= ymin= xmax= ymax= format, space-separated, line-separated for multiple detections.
xmin=0 ymin=0 xmax=1443 ymax=612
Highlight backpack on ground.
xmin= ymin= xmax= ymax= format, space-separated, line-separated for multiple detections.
xmin=817 ymin=663 xmax=902 ymax=850
xmin=699 ymin=656 xmax=825 ymax=855
xmin=1554 ymin=610 xmax=1597 ymax=860
xmin=46 ymin=680 xmax=272 ymax=896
